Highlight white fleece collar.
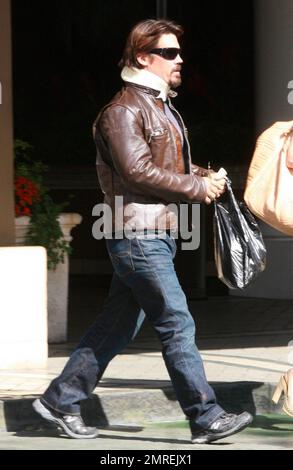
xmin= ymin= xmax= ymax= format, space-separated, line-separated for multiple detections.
xmin=121 ymin=66 xmax=172 ymax=102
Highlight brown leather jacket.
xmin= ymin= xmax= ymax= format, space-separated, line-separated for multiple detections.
xmin=93 ymin=83 xmax=208 ymax=232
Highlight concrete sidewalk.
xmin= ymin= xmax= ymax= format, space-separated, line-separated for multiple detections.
xmin=1 ymin=295 xmax=293 ymax=432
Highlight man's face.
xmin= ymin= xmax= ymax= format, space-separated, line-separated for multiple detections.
xmin=140 ymin=33 xmax=183 ymax=88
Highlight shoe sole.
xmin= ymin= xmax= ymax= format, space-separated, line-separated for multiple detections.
xmin=191 ymin=413 xmax=253 ymax=444
xmin=32 ymin=399 xmax=99 ymax=439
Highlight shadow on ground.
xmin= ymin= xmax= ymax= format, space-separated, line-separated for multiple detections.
xmin=3 ymin=380 xmax=261 ymax=432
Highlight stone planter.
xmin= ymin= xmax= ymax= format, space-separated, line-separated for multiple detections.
xmin=15 ymin=213 xmax=82 ymax=342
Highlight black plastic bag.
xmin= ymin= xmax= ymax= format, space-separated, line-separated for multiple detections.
xmin=213 ymin=179 xmax=266 ymax=289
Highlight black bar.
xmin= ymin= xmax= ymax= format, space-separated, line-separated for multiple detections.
xmin=156 ymin=0 xmax=167 ymax=19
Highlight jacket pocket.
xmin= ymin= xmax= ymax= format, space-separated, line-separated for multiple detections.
xmin=146 ymin=127 xmax=168 ymax=144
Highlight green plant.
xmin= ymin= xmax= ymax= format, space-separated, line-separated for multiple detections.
xmin=14 ymin=139 xmax=71 ymax=270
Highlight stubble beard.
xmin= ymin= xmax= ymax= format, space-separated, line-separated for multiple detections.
xmin=170 ymin=76 xmax=182 ymax=88
xmin=169 ymin=68 xmax=182 ymax=88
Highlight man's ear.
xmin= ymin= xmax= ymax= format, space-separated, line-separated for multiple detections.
xmin=136 ymin=52 xmax=150 ymax=67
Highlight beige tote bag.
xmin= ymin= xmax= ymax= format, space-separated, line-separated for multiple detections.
xmin=244 ymin=121 xmax=293 ymax=236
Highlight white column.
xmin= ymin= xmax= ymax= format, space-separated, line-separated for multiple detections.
xmin=0 ymin=247 xmax=48 ymax=369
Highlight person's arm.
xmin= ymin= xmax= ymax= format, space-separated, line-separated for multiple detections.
xmin=98 ymin=105 xmax=208 ymax=203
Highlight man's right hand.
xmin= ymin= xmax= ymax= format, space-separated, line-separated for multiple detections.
xmin=203 ymin=174 xmax=226 ymax=204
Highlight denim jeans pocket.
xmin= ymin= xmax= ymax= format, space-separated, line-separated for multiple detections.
xmin=109 ymin=251 xmax=135 ymax=278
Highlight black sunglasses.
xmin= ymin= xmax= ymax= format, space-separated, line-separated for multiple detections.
xmin=149 ymin=47 xmax=181 ymax=60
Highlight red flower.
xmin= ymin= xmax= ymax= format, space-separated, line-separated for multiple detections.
xmin=14 ymin=175 xmax=40 ymax=217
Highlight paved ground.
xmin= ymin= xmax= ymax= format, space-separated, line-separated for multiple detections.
xmin=1 ymin=414 xmax=293 ymax=450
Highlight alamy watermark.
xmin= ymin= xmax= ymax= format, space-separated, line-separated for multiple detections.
xmin=92 ymin=196 xmax=201 ymax=250
xmin=287 ymin=80 xmax=293 ymax=105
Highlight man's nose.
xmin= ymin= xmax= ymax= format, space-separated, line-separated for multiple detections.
xmin=176 ymin=54 xmax=183 ymax=64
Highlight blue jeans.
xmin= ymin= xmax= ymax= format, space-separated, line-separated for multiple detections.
xmin=42 ymin=235 xmax=223 ymax=431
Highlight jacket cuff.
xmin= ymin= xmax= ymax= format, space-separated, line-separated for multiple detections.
xmin=191 ymin=164 xmax=209 ymax=177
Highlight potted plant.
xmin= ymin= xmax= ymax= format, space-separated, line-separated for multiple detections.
xmin=14 ymin=139 xmax=71 ymax=268
xmin=14 ymin=139 xmax=82 ymax=342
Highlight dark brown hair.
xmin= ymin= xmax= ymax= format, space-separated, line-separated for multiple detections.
xmin=119 ymin=19 xmax=184 ymax=69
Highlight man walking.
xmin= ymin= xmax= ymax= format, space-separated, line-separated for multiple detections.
xmin=33 ymin=19 xmax=252 ymax=443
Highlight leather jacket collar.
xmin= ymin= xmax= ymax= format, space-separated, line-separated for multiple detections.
xmin=121 ymin=66 xmax=177 ymax=101
xmin=124 ymin=82 xmax=178 ymax=101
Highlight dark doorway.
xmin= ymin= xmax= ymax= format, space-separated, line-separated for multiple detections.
xmin=11 ymin=1 xmax=254 ymax=336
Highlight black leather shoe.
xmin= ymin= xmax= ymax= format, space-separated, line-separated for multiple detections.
xmin=191 ymin=411 xmax=253 ymax=444
xmin=33 ymin=398 xmax=99 ymax=439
